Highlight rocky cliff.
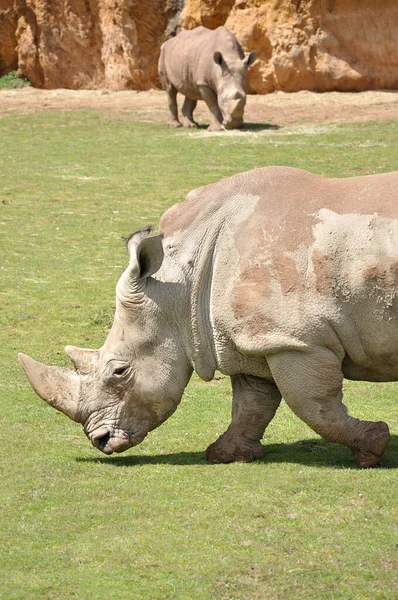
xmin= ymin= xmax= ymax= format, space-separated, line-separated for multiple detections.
xmin=1 ymin=0 xmax=397 ymax=92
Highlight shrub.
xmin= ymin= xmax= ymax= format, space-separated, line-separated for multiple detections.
xmin=0 ymin=70 xmax=31 ymax=89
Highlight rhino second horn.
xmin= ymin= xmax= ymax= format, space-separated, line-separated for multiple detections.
xmin=18 ymin=353 xmax=81 ymax=422
xmin=65 ymin=345 xmax=98 ymax=373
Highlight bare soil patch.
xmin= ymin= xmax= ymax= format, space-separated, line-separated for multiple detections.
xmin=0 ymin=87 xmax=397 ymax=126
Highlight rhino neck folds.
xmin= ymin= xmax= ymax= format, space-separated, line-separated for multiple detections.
xmin=187 ymin=232 xmax=219 ymax=381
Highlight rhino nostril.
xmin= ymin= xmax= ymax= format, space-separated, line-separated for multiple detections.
xmin=96 ymin=432 xmax=111 ymax=450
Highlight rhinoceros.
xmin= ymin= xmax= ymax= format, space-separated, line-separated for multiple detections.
xmin=158 ymin=26 xmax=256 ymax=131
xmin=19 ymin=166 xmax=397 ymax=468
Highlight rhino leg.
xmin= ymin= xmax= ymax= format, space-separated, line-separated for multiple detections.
xmin=267 ymin=348 xmax=391 ymax=468
xmin=165 ymin=84 xmax=181 ymax=128
xmin=198 ymin=86 xmax=223 ymax=131
xmin=182 ymin=97 xmax=199 ymax=128
xmin=206 ymin=374 xmax=282 ymax=463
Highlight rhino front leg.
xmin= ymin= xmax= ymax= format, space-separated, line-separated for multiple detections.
xmin=182 ymin=97 xmax=199 ymax=128
xmin=267 ymin=348 xmax=391 ymax=468
xmin=206 ymin=374 xmax=282 ymax=463
xmin=198 ymin=86 xmax=223 ymax=131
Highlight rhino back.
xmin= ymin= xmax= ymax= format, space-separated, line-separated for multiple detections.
xmin=160 ymin=167 xmax=398 ymax=380
xmin=159 ymin=26 xmax=244 ymax=97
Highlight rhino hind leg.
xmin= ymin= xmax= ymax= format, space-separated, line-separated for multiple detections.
xmin=165 ymin=84 xmax=181 ymax=128
xmin=267 ymin=348 xmax=391 ymax=468
xmin=206 ymin=375 xmax=282 ymax=463
xmin=182 ymin=97 xmax=199 ymax=128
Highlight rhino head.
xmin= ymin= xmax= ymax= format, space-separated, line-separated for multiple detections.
xmin=214 ymin=50 xmax=256 ymax=129
xmin=18 ymin=228 xmax=193 ymax=455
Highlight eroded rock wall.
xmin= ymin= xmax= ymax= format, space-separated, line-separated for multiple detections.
xmin=2 ymin=0 xmax=398 ymax=92
xmin=224 ymin=0 xmax=398 ymax=93
xmin=11 ymin=0 xmax=171 ymax=89
xmin=0 ymin=1 xmax=18 ymax=75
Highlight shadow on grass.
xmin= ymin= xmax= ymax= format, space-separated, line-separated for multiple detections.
xmin=242 ymin=122 xmax=281 ymax=132
xmin=76 ymin=434 xmax=398 ymax=469
xmin=186 ymin=123 xmax=280 ymax=132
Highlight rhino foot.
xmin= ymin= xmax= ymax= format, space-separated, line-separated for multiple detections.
xmin=206 ymin=432 xmax=263 ymax=463
xmin=168 ymin=120 xmax=182 ymax=128
xmin=207 ymin=122 xmax=223 ymax=132
xmin=352 ymin=421 xmax=390 ymax=468
xmin=183 ymin=119 xmax=199 ymax=128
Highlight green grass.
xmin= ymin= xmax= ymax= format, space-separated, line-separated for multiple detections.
xmin=0 ymin=109 xmax=397 ymax=599
xmin=0 ymin=70 xmax=31 ymax=89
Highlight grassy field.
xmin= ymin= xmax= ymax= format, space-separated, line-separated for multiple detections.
xmin=0 ymin=107 xmax=397 ymax=600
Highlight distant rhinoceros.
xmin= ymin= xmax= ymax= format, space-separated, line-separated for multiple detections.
xmin=158 ymin=26 xmax=256 ymax=131
xmin=19 ymin=167 xmax=398 ymax=468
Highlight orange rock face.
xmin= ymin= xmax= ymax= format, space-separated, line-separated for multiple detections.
xmin=2 ymin=0 xmax=398 ymax=92
xmin=0 ymin=2 xmax=18 ymax=76
xmin=223 ymin=0 xmax=398 ymax=93
xmin=12 ymin=0 xmax=168 ymax=90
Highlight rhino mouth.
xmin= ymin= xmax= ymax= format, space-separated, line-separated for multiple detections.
xmin=89 ymin=428 xmax=115 ymax=454
xmin=88 ymin=426 xmax=147 ymax=455
xmin=95 ymin=431 xmax=111 ymax=452
xmin=222 ymin=118 xmax=244 ymax=130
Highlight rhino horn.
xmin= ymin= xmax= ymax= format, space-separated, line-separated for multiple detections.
xmin=18 ymin=353 xmax=81 ymax=422
xmin=65 ymin=345 xmax=98 ymax=373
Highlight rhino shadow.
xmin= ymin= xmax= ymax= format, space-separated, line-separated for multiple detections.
xmin=76 ymin=434 xmax=398 ymax=469
xmin=241 ymin=123 xmax=281 ymax=132
xmin=185 ymin=123 xmax=280 ymax=132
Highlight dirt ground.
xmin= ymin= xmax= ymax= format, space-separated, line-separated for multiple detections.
xmin=1 ymin=87 xmax=398 ymax=126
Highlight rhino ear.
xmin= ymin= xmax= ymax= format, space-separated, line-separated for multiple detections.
xmin=214 ymin=51 xmax=224 ymax=66
xmin=126 ymin=227 xmax=164 ymax=279
xmin=243 ymin=51 xmax=256 ymax=67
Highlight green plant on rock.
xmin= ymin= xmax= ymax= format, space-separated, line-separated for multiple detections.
xmin=0 ymin=70 xmax=31 ymax=89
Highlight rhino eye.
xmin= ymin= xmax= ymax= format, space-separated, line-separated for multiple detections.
xmin=112 ymin=365 xmax=129 ymax=377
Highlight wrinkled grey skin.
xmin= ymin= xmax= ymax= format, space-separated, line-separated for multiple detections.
xmin=19 ymin=227 xmax=192 ymax=456
xmin=158 ymin=26 xmax=256 ymax=131
xmin=19 ymin=167 xmax=398 ymax=467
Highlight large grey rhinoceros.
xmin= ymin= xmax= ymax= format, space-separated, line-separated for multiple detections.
xmin=19 ymin=166 xmax=398 ymax=468
xmin=158 ymin=26 xmax=256 ymax=131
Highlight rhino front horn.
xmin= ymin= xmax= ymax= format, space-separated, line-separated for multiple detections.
xmin=18 ymin=353 xmax=81 ymax=422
